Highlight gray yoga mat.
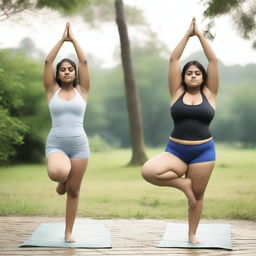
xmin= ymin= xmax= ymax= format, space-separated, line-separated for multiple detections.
xmin=157 ymin=223 xmax=232 ymax=250
xmin=21 ymin=221 xmax=112 ymax=248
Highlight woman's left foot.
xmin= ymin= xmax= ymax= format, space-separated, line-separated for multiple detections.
xmin=189 ymin=234 xmax=199 ymax=244
xmin=65 ymin=232 xmax=75 ymax=243
xmin=56 ymin=182 xmax=66 ymax=195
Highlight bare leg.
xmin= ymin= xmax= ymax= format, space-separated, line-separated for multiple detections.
xmin=141 ymin=152 xmax=196 ymax=208
xmin=65 ymin=158 xmax=88 ymax=243
xmin=186 ymin=161 xmax=215 ymax=244
xmin=47 ymin=152 xmax=71 ymax=195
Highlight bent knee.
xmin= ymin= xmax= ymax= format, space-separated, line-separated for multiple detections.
xmin=141 ymin=163 xmax=158 ymax=183
xmin=66 ymin=186 xmax=80 ymax=198
xmin=141 ymin=163 xmax=151 ymax=179
xmin=48 ymin=167 xmax=69 ymax=182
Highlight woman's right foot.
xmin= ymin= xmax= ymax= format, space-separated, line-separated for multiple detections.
xmin=56 ymin=182 xmax=66 ymax=195
xmin=65 ymin=232 xmax=75 ymax=243
xmin=182 ymin=178 xmax=196 ymax=208
xmin=189 ymin=233 xmax=200 ymax=244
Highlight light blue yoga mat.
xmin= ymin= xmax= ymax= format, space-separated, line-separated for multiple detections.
xmin=157 ymin=223 xmax=232 ymax=250
xmin=21 ymin=221 xmax=112 ymax=248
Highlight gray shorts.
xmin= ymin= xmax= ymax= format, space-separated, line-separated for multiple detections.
xmin=45 ymin=133 xmax=90 ymax=159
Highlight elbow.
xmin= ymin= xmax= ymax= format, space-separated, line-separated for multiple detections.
xmin=44 ymin=59 xmax=50 ymax=65
xmin=169 ymin=56 xmax=179 ymax=63
xmin=80 ymin=60 xmax=88 ymax=65
xmin=44 ymin=58 xmax=54 ymax=65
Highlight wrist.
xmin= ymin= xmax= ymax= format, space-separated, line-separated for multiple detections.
xmin=197 ymin=32 xmax=204 ymax=39
xmin=71 ymin=38 xmax=77 ymax=44
xmin=185 ymin=33 xmax=191 ymax=39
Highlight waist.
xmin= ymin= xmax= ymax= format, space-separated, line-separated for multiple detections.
xmin=171 ymin=120 xmax=212 ymax=142
xmin=49 ymin=126 xmax=85 ymax=137
xmin=169 ymin=136 xmax=212 ymax=145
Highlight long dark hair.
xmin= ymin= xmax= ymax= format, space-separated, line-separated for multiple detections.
xmin=181 ymin=60 xmax=207 ymax=90
xmin=55 ymin=58 xmax=78 ymax=87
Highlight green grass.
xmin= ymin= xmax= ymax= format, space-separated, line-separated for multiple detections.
xmin=0 ymin=145 xmax=256 ymax=220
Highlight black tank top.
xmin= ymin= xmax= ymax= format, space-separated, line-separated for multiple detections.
xmin=170 ymin=92 xmax=215 ymax=140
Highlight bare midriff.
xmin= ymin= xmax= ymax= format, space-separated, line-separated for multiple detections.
xmin=169 ymin=136 xmax=212 ymax=145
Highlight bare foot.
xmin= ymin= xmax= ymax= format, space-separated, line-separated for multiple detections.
xmin=189 ymin=234 xmax=200 ymax=244
xmin=56 ymin=182 xmax=66 ymax=195
xmin=65 ymin=232 xmax=75 ymax=243
xmin=182 ymin=178 xmax=196 ymax=208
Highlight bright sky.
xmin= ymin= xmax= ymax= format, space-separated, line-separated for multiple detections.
xmin=0 ymin=0 xmax=255 ymax=67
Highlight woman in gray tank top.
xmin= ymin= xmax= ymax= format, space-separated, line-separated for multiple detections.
xmin=44 ymin=23 xmax=90 ymax=243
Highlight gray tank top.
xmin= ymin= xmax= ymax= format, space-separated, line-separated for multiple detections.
xmin=48 ymin=87 xmax=87 ymax=136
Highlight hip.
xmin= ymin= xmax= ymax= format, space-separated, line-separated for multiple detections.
xmin=46 ymin=132 xmax=89 ymax=145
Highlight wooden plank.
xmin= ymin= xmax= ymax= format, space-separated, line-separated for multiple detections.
xmin=0 ymin=217 xmax=256 ymax=255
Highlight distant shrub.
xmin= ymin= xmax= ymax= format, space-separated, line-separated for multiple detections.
xmin=88 ymin=134 xmax=113 ymax=152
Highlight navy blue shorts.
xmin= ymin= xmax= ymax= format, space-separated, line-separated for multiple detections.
xmin=165 ymin=139 xmax=216 ymax=164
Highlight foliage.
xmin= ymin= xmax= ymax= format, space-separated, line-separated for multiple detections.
xmin=0 ymin=48 xmax=49 ymax=163
xmin=0 ymin=109 xmax=27 ymax=161
xmin=132 ymin=41 xmax=170 ymax=146
xmin=86 ymin=63 xmax=129 ymax=147
xmin=0 ymin=0 xmax=34 ymax=21
xmin=36 ymin=0 xmax=90 ymax=15
xmin=202 ymin=0 xmax=256 ymax=48
xmin=0 ymin=0 xmax=90 ymax=20
xmin=12 ymin=52 xmax=49 ymax=163
xmin=0 ymin=49 xmax=29 ymax=162
xmin=80 ymin=0 xmax=147 ymax=27
xmin=88 ymin=134 xmax=112 ymax=152
xmin=229 ymin=83 xmax=256 ymax=146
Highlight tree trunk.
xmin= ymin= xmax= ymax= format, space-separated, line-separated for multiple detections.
xmin=114 ymin=0 xmax=147 ymax=165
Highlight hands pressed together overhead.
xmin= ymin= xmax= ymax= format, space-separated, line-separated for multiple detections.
xmin=187 ymin=17 xmax=202 ymax=37
xmin=62 ymin=22 xmax=75 ymax=42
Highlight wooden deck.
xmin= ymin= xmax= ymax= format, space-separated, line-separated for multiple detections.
xmin=0 ymin=217 xmax=256 ymax=255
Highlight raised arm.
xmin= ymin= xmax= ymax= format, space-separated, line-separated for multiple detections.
xmin=194 ymin=21 xmax=219 ymax=95
xmin=44 ymin=24 xmax=68 ymax=93
xmin=168 ymin=18 xmax=195 ymax=97
xmin=67 ymin=24 xmax=90 ymax=97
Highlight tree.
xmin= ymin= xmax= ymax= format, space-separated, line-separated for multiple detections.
xmin=114 ymin=0 xmax=147 ymax=165
xmin=202 ymin=0 xmax=256 ymax=48
xmin=0 ymin=0 xmax=34 ymax=21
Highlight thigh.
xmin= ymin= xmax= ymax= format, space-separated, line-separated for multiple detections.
xmin=47 ymin=152 xmax=71 ymax=177
xmin=186 ymin=161 xmax=215 ymax=198
xmin=67 ymin=158 xmax=89 ymax=189
xmin=142 ymin=152 xmax=187 ymax=177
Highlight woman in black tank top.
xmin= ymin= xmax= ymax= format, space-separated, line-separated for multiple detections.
xmin=141 ymin=18 xmax=219 ymax=244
